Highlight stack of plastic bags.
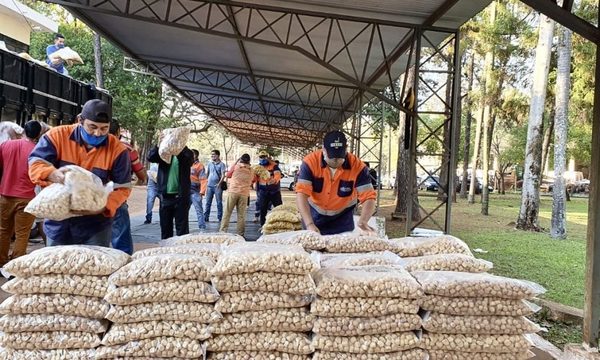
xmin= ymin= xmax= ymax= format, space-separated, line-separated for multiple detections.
xmin=311 ymin=264 xmax=426 ymax=360
xmin=0 ymin=246 xmax=129 ymax=360
xmin=261 ymin=205 xmax=303 ymax=234
xmin=98 ymin=253 xmax=221 ymax=359
xmin=160 ymin=232 xmax=245 ymax=247
xmin=257 ymin=230 xmax=326 ymax=251
xmin=415 ymin=271 xmax=544 ymax=360
xmin=207 ymin=243 xmax=317 ymax=359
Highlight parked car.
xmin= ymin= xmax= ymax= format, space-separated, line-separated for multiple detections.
xmin=280 ymin=174 xmax=295 ymax=191
xmin=456 ymin=177 xmax=494 ymax=194
xmin=419 ymin=176 xmax=440 ymax=191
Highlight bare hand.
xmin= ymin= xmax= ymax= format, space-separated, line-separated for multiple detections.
xmin=71 ymin=207 xmax=106 ymax=216
xmin=48 ymin=168 xmax=68 ymax=184
xmin=307 ymin=223 xmax=320 ymax=233
xmin=357 ymin=221 xmax=376 ymax=235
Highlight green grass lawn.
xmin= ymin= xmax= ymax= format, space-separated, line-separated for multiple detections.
xmin=382 ymin=191 xmax=587 ymax=309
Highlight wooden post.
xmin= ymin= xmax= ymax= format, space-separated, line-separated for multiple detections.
xmin=583 ymin=22 xmax=600 ymax=347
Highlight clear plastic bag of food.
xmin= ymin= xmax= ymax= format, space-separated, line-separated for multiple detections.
xmin=427 ymin=350 xmax=535 ymax=360
xmin=215 ymin=291 xmax=312 ymax=313
xmin=413 ymin=271 xmax=546 ymax=299
xmin=421 ymin=333 xmax=532 ymax=353
xmin=0 ymin=348 xmax=96 ymax=360
xmin=312 ymin=332 xmax=420 ymax=353
xmin=392 ymin=235 xmax=473 ymax=257
xmin=105 ymin=301 xmax=222 ymax=324
xmin=210 ymin=308 xmax=315 ymax=334
xmin=105 ymin=279 xmax=219 ymax=305
xmin=160 ymin=232 xmax=244 ymax=246
xmin=257 ymin=230 xmax=325 ymax=251
xmin=96 ymin=336 xmax=202 ymax=359
xmin=213 ymin=243 xmax=317 ymax=276
xmin=102 ymin=320 xmax=211 ymax=346
xmin=312 ymin=313 xmax=422 ymax=336
xmin=420 ymin=295 xmax=541 ymax=316
xmin=206 ymin=332 xmax=314 ymax=355
xmin=322 ymin=233 xmax=398 ymax=253
xmin=262 ymin=222 xmax=302 ymax=234
xmin=400 ymin=254 xmax=492 ymax=273
xmin=132 ymin=243 xmax=221 ymax=262
xmin=2 ymin=274 xmax=108 ymax=298
xmin=313 ymin=266 xmax=423 ymax=299
xmin=158 ymin=127 xmax=191 ymax=163
xmin=0 ymin=294 xmax=109 ymax=319
xmin=0 ymin=314 xmax=108 ymax=333
xmin=3 ymin=245 xmax=130 ymax=277
xmin=317 ymin=251 xmax=402 ymax=268
xmin=0 ymin=331 xmax=101 ymax=350
xmin=208 ymin=351 xmax=310 ymax=360
xmin=312 ymin=349 xmax=428 ymax=360
xmin=422 ymin=312 xmax=540 ymax=335
xmin=212 ymin=272 xmax=315 ymax=295
xmin=311 ymin=297 xmax=420 ymax=317
xmin=24 ymin=183 xmax=71 ymax=220
xmin=252 ymin=165 xmax=271 ymax=181
xmin=64 ymin=165 xmax=111 ymax=212
xmin=109 ymin=254 xmax=214 ymax=286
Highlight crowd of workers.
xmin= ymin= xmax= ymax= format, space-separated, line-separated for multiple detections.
xmin=0 ymin=98 xmax=377 ymax=266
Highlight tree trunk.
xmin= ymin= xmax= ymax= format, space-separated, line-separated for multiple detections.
xmin=438 ymin=61 xmax=453 ymax=202
xmin=93 ymin=32 xmax=104 ymax=88
xmin=460 ymin=54 xmax=475 ymax=199
xmin=394 ymin=68 xmax=421 ymax=221
xmin=468 ymin=105 xmax=483 ymax=204
xmin=551 ymin=24 xmax=572 ymax=239
xmin=516 ymin=13 xmax=555 ymax=231
xmin=481 ymin=9 xmax=496 ymax=215
xmin=541 ymin=114 xmax=555 ymax=177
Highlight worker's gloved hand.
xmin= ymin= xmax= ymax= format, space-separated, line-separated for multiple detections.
xmin=48 ymin=167 xmax=69 ymax=184
xmin=357 ymin=221 xmax=376 ymax=236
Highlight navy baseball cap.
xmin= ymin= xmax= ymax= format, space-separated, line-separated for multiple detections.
xmin=81 ymin=99 xmax=111 ymax=123
xmin=323 ymin=130 xmax=347 ymax=159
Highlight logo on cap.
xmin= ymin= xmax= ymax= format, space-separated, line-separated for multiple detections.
xmin=330 ymin=138 xmax=343 ymax=149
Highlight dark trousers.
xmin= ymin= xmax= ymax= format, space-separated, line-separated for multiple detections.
xmin=159 ymin=194 xmax=191 ymax=239
xmin=259 ymin=190 xmax=283 ymax=225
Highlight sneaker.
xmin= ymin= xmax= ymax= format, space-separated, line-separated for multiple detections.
xmin=143 ymin=220 xmax=151 ymax=224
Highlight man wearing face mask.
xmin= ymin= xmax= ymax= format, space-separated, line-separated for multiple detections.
xmin=296 ymin=130 xmax=376 ymax=235
xmin=29 ymin=99 xmax=132 ymax=247
xmin=46 ymin=33 xmax=67 ymax=75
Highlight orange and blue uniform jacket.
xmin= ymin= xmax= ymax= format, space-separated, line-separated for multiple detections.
xmin=28 ymin=124 xmax=132 ymax=242
xmin=190 ymin=160 xmax=207 ymax=195
xmin=256 ymin=160 xmax=281 ymax=194
xmin=295 ymin=150 xmax=376 ymax=235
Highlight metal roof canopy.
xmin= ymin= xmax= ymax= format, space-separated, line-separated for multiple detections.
xmin=45 ymin=0 xmax=490 ymax=148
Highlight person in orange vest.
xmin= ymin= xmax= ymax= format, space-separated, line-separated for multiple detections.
xmin=190 ymin=149 xmax=207 ymax=230
xmin=296 ymin=130 xmax=376 ymax=235
xmin=255 ymin=150 xmax=282 ymax=225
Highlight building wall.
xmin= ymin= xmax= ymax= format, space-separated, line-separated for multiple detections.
xmin=0 ymin=12 xmax=30 ymax=46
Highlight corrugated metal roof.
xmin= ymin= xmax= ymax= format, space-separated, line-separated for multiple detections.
xmin=46 ymin=0 xmax=491 ymax=148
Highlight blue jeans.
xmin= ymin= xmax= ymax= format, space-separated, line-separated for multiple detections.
xmin=111 ymin=203 xmax=134 ymax=255
xmin=146 ymin=182 xmax=159 ymax=222
xmin=204 ymin=186 xmax=223 ymax=221
xmin=191 ymin=192 xmax=206 ymax=229
xmin=48 ymin=225 xmax=111 ymax=247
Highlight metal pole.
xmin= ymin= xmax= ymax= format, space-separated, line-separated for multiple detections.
xmin=445 ymin=31 xmax=461 ymax=234
xmin=583 ymin=11 xmax=600 ymax=345
xmin=377 ymin=103 xmax=385 ymax=210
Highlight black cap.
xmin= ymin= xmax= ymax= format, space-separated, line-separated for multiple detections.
xmin=323 ymin=130 xmax=347 ymax=159
xmin=81 ymin=99 xmax=111 ymax=123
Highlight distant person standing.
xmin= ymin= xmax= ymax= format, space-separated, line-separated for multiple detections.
xmin=255 ymin=151 xmax=282 ymax=225
xmin=204 ymin=150 xmax=227 ymax=223
xmin=364 ymin=161 xmax=378 ymax=189
xmin=190 ymin=149 xmax=207 ymax=230
xmin=109 ymin=120 xmax=146 ymax=254
xmin=144 ymin=163 xmax=159 ymax=224
xmin=0 ymin=121 xmax=42 ymax=267
xmin=220 ymin=154 xmax=254 ymax=237
xmin=46 ymin=33 xmax=67 ymax=75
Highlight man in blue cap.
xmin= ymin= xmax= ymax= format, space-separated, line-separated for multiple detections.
xmin=295 ymin=130 xmax=376 ymax=235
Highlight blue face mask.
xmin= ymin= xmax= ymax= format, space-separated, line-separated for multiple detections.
xmin=57 ymin=43 xmax=65 ymax=49
xmin=79 ymin=126 xmax=107 ymax=147
xmin=259 ymin=158 xmax=269 ymax=166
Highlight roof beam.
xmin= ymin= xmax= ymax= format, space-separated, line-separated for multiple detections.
xmin=519 ymin=0 xmax=600 ymax=44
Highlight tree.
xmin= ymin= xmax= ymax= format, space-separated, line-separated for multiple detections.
xmin=460 ymin=54 xmax=476 ymax=199
xmin=551 ymin=23 xmax=573 ymax=239
xmin=93 ymin=32 xmax=103 ymax=88
xmin=516 ymin=13 xmax=555 ymax=231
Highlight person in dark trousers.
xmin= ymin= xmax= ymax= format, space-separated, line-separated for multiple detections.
xmin=364 ymin=161 xmax=378 ymax=189
xmin=147 ymin=138 xmax=194 ymax=239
